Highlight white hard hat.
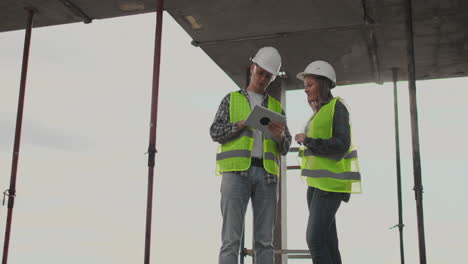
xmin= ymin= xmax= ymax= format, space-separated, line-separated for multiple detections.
xmin=251 ymin=47 xmax=282 ymax=76
xmin=296 ymin=60 xmax=337 ymax=88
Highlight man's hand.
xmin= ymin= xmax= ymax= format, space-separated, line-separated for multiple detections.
xmin=237 ymin=120 xmax=247 ymax=130
xmin=295 ymin=133 xmax=306 ymax=145
xmin=268 ymin=121 xmax=285 ymax=142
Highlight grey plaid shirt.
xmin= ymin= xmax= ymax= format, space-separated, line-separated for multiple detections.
xmin=209 ymin=89 xmax=292 ymax=155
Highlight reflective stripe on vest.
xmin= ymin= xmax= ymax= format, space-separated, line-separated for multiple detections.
xmin=217 ymin=150 xmax=251 ymax=160
xmin=301 ymin=169 xmax=361 ymax=180
xmin=263 ymin=134 xmax=280 ymax=175
xmin=300 ymin=97 xmax=362 ymax=193
xmin=216 ymin=91 xmax=282 ymax=176
xmin=303 ymin=149 xmax=358 ymax=161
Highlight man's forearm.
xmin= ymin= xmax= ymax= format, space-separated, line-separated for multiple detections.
xmin=210 ymin=122 xmax=241 ymax=144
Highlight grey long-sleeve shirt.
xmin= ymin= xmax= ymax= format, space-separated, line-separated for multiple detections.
xmin=209 ymin=89 xmax=292 ymax=156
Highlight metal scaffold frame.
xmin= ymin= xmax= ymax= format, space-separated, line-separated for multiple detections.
xmin=2 ymin=0 xmax=429 ymax=263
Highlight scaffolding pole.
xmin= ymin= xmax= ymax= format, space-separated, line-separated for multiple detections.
xmin=239 ymin=66 xmax=250 ymax=264
xmin=144 ymin=0 xmax=164 ymax=263
xmin=2 ymin=7 xmax=36 ymax=264
xmin=392 ymin=68 xmax=405 ymax=264
xmin=404 ymin=0 xmax=427 ymax=263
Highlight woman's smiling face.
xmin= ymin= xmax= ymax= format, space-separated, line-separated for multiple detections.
xmin=303 ymin=75 xmax=320 ymax=104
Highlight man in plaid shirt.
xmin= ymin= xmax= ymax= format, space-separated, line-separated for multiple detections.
xmin=210 ymin=47 xmax=292 ymax=264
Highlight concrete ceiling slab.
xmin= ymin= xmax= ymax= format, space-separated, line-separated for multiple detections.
xmin=2 ymin=0 xmax=467 ymax=89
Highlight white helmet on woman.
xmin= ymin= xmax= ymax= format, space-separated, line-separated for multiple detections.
xmin=296 ymin=60 xmax=336 ymax=88
xmin=251 ymin=46 xmax=282 ymax=78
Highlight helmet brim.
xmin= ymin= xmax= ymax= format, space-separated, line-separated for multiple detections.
xmin=295 ymin=72 xmax=336 ymax=88
xmin=296 ymin=72 xmax=306 ymax=81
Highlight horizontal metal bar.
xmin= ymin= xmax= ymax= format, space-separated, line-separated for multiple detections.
xmin=280 ymin=250 xmax=310 ymax=254
xmin=243 ymin=249 xmax=310 ymax=255
xmin=288 ymin=255 xmax=312 ymax=259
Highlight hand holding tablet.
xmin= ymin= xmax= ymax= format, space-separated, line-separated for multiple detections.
xmin=244 ymin=105 xmax=286 ymax=137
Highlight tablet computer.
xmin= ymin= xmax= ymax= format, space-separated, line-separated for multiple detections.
xmin=245 ymin=105 xmax=286 ymax=136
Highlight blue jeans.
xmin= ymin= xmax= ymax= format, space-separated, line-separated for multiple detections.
xmin=306 ymin=187 xmax=345 ymax=264
xmin=219 ymin=166 xmax=278 ymax=264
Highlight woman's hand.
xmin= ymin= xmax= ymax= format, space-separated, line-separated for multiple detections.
xmin=295 ymin=133 xmax=306 ymax=145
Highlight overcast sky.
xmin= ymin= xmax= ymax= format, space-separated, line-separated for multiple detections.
xmin=1 ymin=12 xmax=467 ymax=264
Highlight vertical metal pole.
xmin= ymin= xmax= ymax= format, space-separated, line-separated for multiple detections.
xmin=404 ymin=0 xmax=427 ymax=263
xmin=270 ymin=79 xmax=287 ymax=264
xmin=274 ymin=178 xmax=282 ymax=264
xmin=240 ymin=231 xmax=245 ymax=264
xmin=250 ymin=66 xmax=256 ymax=264
xmin=239 ymin=66 xmax=250 ymax=264
xmin=252 ymin=218 xmax=256 ymax=264
xmin=144 ymin=0 xmax=164 ymax=263
xmin=392 ymin=68 xmax=405 ymax=264
xmin=2 ymin=7 xmax=36 ymax=264
xmin=239 ymin=67 xmax=249 ymax=264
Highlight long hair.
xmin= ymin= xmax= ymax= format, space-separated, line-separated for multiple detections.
xmin=311 ymin=75 xmax=333 ymax=112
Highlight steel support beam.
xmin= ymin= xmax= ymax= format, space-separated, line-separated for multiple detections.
xmin=239 ymin=66 xmax=251 ymax=264
xmin=269 ymin=79 xmax=288 ymax=264
xmin=362 ymin=0 xmax=382 ymax=84
xmin=2 ymin=7 xmax=36 ymax=264
xmin=392 ymin=67 xmax=406 ymax=264
xmin=191 ymin=24 xmax=363 ymax=47
xmin=404 ymin=0 xmax=427 ymax=263
xmin=144 ymin=0 xmax=164 ymax=263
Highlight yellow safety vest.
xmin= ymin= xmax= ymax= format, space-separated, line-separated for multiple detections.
xmin=300 ymin=97 xmax=362 ymax=193
xmin=216 ymin=91 xmax=283 ymax=176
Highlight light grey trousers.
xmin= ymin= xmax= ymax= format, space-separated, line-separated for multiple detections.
xmin=218 ymin=166 xmax=278 ymax=264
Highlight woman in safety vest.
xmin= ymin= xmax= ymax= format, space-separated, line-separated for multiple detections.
xmin=294 ymin=60 xmax=361 ymax=264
